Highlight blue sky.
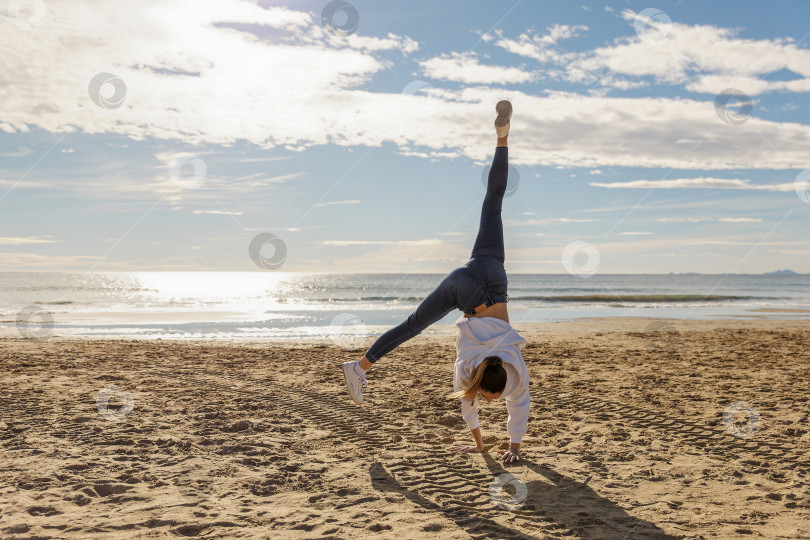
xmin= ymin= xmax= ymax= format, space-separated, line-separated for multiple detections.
xmin=1 ymin=0 xmax=809 ymax=274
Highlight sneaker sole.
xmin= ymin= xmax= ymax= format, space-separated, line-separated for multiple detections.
xmin=342 ymin=363 xmax=364 ymax=405
xmin=495 ymin=100 xmax=512 ymax=128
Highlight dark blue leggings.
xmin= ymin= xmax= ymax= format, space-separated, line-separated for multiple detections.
xmin=364 ymin=146 xmax=509 ymax=363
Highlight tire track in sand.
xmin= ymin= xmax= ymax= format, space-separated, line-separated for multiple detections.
xmin=136 ymin=365 xmax=579 ymax=539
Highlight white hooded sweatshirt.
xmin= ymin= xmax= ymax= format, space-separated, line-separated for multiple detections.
xmin=453 ymin=315 xmax=531 ymax=443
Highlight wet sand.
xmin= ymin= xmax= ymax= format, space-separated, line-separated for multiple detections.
xmin=1 ymin=318 xmax=808 ymax=539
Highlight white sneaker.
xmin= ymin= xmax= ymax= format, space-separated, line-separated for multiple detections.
xmin=495 ymin=100 xmax=512 ymax=138
xmin=342 ymin=361 xmax=367 ymax=404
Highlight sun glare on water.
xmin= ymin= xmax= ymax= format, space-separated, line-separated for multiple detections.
xmin=124 ymin=271 xmax=298 ymax=309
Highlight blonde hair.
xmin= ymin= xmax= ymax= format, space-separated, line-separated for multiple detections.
xmin=452 ymin=356 xmax=506 ymax=402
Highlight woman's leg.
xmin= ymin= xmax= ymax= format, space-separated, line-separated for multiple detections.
xmin=361 ymin=269 xmax=465 ymax=366
xmin=470 ymin=141 xmax=508 ymax=263
xmin=357 ymin=106 xmax=511 ymax=371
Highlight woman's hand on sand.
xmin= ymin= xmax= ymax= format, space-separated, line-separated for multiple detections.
xmin=498 ymin=448 xmax=520 ymax=463
xmin=450 ymin=444 xmax=488 ymax=453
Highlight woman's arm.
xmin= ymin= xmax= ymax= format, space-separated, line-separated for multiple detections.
xmin=505 ymin=387 xmax=530 ymax=444
xmin=499 ymin=387 xmax=530 ymax=463
xmin=450 ymin=426 xmax=487 ymax=453
xmin=451 ymin=398 xmax=484 ymax=453
xmin=450 ymin=428 xmax=520 ymax=460
xmin=471 ymin=426 xmax=484 ymax=449
xmin=498 ymin=442 xmax=521 ymax=462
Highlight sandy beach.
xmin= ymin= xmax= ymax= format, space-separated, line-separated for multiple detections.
xmin=1 ymin=317 xmax=808 ymax=539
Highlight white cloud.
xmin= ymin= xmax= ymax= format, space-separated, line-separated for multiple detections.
xmin=493 ymin=24 xmax=587 ymax=63
xmin=657 ymin=217 xmax=713 ymax=222
xmin=314 ymin=238 xmax=468 ymax=272
xmin=772 ymin=249 xmax=810 ymax=255
xmin=487 ymin=9 xmax=810 ymax=96
xmin=0 ymin=236 xmax=57 ymax=245
xmin=0 ymin=147 xmax=35 ymax=157
xmin=718 ymin=217 xmax=763 ymax=223
xmin=478 ymin=32 xmax=495 ymax=43
xmin=684 ymin=240 xmax=805 ymax=246
xmin=546 ymin=24 xmax=589 ymax=44
xmin=315 ymin=199 xmax=360 ymax=208
xmin=590 ymin=178 xmax=796 ymax=190
xmin=397 ymin=150 xmax=463 ymax=160
xmin=0 ymin=252 xmax=101 ymax=268
xmin=244 ymin=226 xmax=308 ymax=232
xmin=419 ymin=52 xmax=537 ymax=84
xmin=320 ymin=239 xmax=443 ymax=247
xmin=0 ymin=0 xmax=416 ymax=146
xmin=226 ymin=172 xmax=304 ymax=188
xmin=142 ymin=153 xmax=304 ymax=199
xmin=192 ymin=210 xmax=243 ymax=215
xmin=556 ymin=9 xmax=810 ymax=95
xmin=2 ymin=1 xmax=809 ymax=173
xmin=477 ymin=89 xmax=808 ymax=170
xmin=504 ymin=219 xmax=546 ymax=226
xmin=618 ymin=231 xmax=652 ymax=235
xmin=0 ymin=178 xmax=51 ymax=189
xmin=657 ymin=216 xmax=763 ymax=223
xmin=504 ymin=217 xmax=600 ymax=226
xmin=596 ymin=75 xmax=649 ymax=90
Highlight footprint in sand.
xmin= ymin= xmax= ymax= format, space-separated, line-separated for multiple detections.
xmin=26 ymin=505 xmax=62 ymax=517
xmin=174 ymin=470 xmax=221 ymax=508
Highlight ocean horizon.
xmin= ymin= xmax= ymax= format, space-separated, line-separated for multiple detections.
xmin=2 ymin=271 xmax=809 ymax=341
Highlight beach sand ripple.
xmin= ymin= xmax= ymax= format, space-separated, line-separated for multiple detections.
xmin=0 ymin=320 xmax=808 ymax=538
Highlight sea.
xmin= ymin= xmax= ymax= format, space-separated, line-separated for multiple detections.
xmin=1 ymin=272 xmax=808 ymax=341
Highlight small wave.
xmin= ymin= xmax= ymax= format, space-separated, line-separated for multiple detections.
xmin=515 ymin=294 xmax=770 ymax=303
xmin=303 ymin=296 xmax=423 ymax=303
xmin=358 ymin=296 xmax=422 ymax=302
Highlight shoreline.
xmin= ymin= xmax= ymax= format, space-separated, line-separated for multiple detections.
xmin=1 ymin=315 xmax=808 ymax=345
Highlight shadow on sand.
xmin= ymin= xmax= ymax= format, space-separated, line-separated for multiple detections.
xmin=369 ymin=453 xmax=680 ymax=539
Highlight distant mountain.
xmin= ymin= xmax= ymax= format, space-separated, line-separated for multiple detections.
xmin=764 ymin=269 xmax=799 ymax=275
